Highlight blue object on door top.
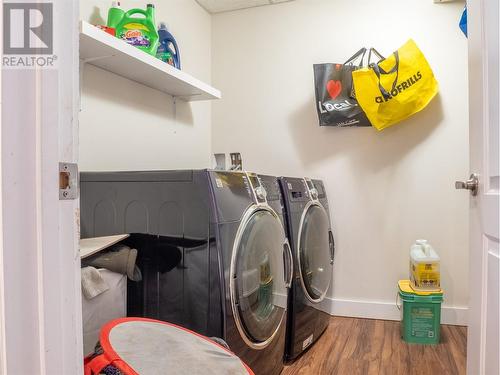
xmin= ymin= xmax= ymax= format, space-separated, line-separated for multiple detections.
xmin=459 ymin=6 xmax=467 ymax=37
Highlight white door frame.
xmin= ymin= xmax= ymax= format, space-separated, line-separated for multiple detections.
xmin=0 ymin=0 xmax=82 ymax=373
xmin=466 ymin=0 xmax=500 ymax=374
xmin=0 ymin=2 xmax=7 ymax=373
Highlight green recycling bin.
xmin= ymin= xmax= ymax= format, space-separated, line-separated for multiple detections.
xmin=398 ymin=280 xmax=443 ymax=345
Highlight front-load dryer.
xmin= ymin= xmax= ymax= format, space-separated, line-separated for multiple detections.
xmin=278 ymin=177 xmax=335 ymax=361
xmin=80 ymin=170 xmax=293 ymax=375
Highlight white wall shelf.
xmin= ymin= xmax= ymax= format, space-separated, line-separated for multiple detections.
xmin=79 ymin=21 xmax=221 ymax=101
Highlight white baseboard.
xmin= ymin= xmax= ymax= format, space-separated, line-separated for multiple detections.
xmin=317 ymin=297 xmax=468 ymax=326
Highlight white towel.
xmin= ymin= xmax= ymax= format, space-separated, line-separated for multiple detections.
xmin=81 ymin=266 xmax=109 ymax=299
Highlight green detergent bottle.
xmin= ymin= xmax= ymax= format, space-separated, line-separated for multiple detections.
xmin=115 ymin=4 xmax=159 ymax=56
xmin=106 ymin=1 xmax=124 ymax=29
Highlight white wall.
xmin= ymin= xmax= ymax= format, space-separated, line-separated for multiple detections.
xmin=212 ymin=0 xmax=469 ymax=324
xmin=80 ymin=0 xmax=212 ymax=171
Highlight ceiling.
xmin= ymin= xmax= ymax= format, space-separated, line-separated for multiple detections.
xmin=195 ymin=0 xmax=294 ymax=14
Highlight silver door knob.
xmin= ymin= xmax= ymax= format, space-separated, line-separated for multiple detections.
xmin=455 ymin=173 xmax=479 ymax=196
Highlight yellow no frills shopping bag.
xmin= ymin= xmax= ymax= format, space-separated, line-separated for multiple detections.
xmin=352 ymin=39 xmax=438 ymax=131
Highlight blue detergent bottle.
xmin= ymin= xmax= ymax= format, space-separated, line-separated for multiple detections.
xmin=156 ymin=22 xmax=181 ymax=69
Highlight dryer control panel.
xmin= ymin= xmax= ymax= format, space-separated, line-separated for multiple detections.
xmin=282 ymin=177 xmax=309 ymax=202
xmin=304 ymin=178 xmax=319 ymax=201
xmin=311 ymin=179 xmax=326 ymax=199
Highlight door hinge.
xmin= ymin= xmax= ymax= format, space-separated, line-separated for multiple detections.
xmin=59 ymin=162 xmax=78 ymax=200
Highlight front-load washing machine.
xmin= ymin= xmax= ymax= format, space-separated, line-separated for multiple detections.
xmin=278 ymin=177 xmax=335 ymax=361
xmin=80 ymin=170 xmax=293 ymax=375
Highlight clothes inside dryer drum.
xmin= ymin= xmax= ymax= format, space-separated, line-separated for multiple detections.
xmin=299 ymin=205 xmax=332 ymax=300
xmin=234 ymin=209 xmax=287 ymax=343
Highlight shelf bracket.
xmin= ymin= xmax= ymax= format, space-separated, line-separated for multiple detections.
xmin=81 ymin=54 xmax=116 ymax=64
xmin=172 ymin=96 xmax=177 ymax=122
xmin=79 ymin=55 xmax=116 ymax=112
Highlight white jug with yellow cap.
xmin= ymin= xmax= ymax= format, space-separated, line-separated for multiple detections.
xmin=410 ymin=239 xmax=440 ymax=292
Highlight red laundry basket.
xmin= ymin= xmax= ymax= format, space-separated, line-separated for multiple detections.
xmin=84 ymin=317 xmax=254 ymax=375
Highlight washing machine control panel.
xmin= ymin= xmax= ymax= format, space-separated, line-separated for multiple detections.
xmin=255 ymin=186 xmax=267 ymax=201
xmin=246 ymin=173 xmax=267 ymax=204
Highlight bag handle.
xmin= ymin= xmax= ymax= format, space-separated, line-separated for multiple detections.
xmin=371 ymin=51 xmax=400 ymax=99
xmin=368 ymin=48 xmax=385 ymax=65
xmin=343 ymin=47 xmax=367 ymax=66
xmin=344 ymin=47 xmax=384 ymax=67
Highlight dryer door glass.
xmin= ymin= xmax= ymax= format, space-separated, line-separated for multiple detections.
xmin=298 ymin=204 xmax=332 ymax=302
xmin=234 ymin=209 xmax=287 ymax=343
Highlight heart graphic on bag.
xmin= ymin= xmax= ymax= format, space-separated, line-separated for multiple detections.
xmin=327 ymin=80 xmax=342 ymax=99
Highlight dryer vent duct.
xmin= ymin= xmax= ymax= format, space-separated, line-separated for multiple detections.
xmin=196 ymin=0 xmax=295 ymax=14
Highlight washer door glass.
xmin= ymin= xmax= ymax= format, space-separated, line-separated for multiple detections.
xmin=299 ymin=204 xmax=332 ymax=301
xmin=234 ymin=209 xmax=287 ymax=343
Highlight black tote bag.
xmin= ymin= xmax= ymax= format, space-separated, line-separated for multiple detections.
xmin=313 ymin=48 xmax=372 ymax=127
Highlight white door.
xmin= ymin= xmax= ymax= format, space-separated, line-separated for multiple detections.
xmin=463 ymin=0 xmax=500 ymax=374
xmin=1 ymin=0 xmax=82 ymax=373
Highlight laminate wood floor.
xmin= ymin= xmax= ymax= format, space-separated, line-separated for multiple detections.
xmin=282 ymin=316 xmax=467 ymax=375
